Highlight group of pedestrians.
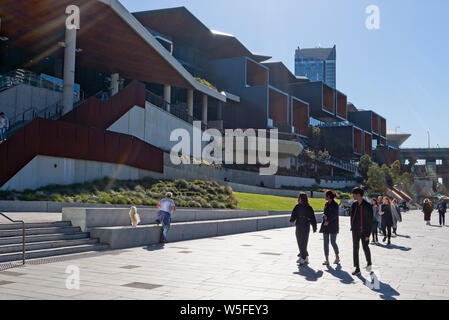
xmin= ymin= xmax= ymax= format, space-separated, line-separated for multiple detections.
xmin=371 ymin=196 xmax=402 ymax=245
xmin=422 ymin=198 xmax=447 ymax=226
xmin=290 ymin=187 xmax=405 ymax=276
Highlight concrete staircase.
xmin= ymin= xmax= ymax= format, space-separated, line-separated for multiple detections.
xmin=0 ymin=221 xmax=108 ymax=263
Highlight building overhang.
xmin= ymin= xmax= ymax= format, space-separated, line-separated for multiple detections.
xmin=132 ymin=7 xmax=266 ymax=63
xmin=386 ymin=132 xmax=412 ymax=147
xmin=0 ymin=0 xmax=226 ymax=102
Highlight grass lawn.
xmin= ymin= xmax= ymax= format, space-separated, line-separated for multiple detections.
xmin=234 ymin=192 xmax=335 ymax=212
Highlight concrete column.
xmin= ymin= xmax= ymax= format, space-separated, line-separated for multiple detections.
xmin=62 ymin=27 xmax=77 ymax=115
xmin=164 ymin=85 xmax=171 ymax=112
xmin=218 ymin=102 xmax=223 ymax=121
xmin=187 ymin=89 xmax=194 ymax=117
xmin=202 ymin=94 xmax=208 ymax=125
xmin=110 ymin=73 xmax=120 ymax=96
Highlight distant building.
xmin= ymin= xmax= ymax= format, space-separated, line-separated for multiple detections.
xmin=295 ymin=45 xmax=336 ymax=89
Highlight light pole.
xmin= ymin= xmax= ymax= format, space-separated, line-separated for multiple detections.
xmin=427 ymin=130 xmax=430 ymax=149
xmin=395 ymin=126 xmax=400 ymax=134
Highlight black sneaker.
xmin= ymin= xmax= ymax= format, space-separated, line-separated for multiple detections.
xmin=387 ymin=240 xmax=391 ymax=246
xmin=352 ymin=268 xmax=361 ymax=276
xmin=383 ymin=237 xmax=387 ymax=242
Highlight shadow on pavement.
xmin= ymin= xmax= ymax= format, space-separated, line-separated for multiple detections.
xmin=143 ymin=244 xmax=165 ymax=251
xmin=394 ymin=234 xmax=411 ymax=239
xmin=325 ymin=265 xmax=355 ymax=284
xmin=356 ymin=274 xmax=400 ymax=300
xmin=293 ymin=265 xmax=324 ymax=281
xmin=381 ymin=243 xmax=412 ymax=251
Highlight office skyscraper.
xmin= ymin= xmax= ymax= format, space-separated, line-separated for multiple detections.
xmin=295 ymin=45 xmax=336 ymax=89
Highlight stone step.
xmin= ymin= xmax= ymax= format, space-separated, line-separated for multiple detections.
xmin=90 ymin=213 xmax=323 ymax=250
xmin=0 ymin=232 xmax=90 ymax=246
xmin=0 ymin=226 xmax=81 ymax=238
xmin=0 ymin=238 xmax=100 ymax=254
xmin=0 ymin=243 xmax=109 ymax=263
xmin=0 ymin=221 xmax=71 ymax=231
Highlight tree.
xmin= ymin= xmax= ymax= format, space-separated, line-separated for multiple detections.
xmin=366 ymin=163 xmax=387 ymax=194
xmin=359 ymin=155 xmax=373 ymax=179
xmin=390 ymin=160 xmax=402 ymax=184
xmin=317 ymin=150 xmax=331 ymax=162
xmin=307 ymin=126 xmax=321 ymax=150
xmin=381 ymin=164 xmax=394 ymax=189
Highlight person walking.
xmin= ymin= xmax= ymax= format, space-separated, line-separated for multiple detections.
xmin=0 ymin=112 xmax=10 ymax=143
xmin=371 ymin=198 xmax=381 ymax=243
xmin=320 ymin=190 xmax=340 ymax=266
xmin=156 ymin=192 xmax=176 ymax=243
xmin=290 ymin=192 xmax=317 ymax=266
xmin=377 ymin=196 xmax=384 ymax=235
xmin=437 ymin=199 xmax=447 ymax=227
xmin=350 ymin=187 xmax=374 ymax=276
xmin=391 ymin=199 xmax=402 ymax=235
xmin=422 ymin=198 xmax=433 ymax=226
xmin=380 ymin=197 xmax=394 ymax=245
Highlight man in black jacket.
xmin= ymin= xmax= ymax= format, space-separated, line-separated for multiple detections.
xmin=350 ymin=187 xmax=374 ymax=275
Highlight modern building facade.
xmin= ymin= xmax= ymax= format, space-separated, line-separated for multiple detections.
xmin=0 ymin=1 xmax=398 ymax=191
xmin=295 ymin=46 xmax=336 ymax=89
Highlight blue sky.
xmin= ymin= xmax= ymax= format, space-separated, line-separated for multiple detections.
xmin=121 ymin=0 xmax=449 ymax=148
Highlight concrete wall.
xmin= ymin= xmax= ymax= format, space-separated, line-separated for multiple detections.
xmin=61 ymin=207 xmax=292 ymax=232
xmin=1 ymin=155 xmax=164 ymax=191
xmin=0 ymin=84 xmax=62 ymax=123
xmin=108 ymin=102 xmax=208 ymax=155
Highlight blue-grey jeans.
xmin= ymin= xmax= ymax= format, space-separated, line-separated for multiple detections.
xmin=161 ymin=216 xmax=171 ymax=241
xmin=323 ymin=233 xmax=339 ymax=257
xmin=0 ymin=128 xmax=7 ymax=142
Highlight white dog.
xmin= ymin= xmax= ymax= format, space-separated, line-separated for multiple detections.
xmin=129 ymin=206 xmax=141 ymax=227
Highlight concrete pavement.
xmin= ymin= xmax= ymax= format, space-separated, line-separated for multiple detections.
xmin=0 ymin=210 xmax=448 ymax=300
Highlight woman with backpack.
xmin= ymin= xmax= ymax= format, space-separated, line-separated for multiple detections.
xmin=290 ymin=192 xmax=317 ymax=266
xmin=320 ymin=190 xmax=340 ymax=266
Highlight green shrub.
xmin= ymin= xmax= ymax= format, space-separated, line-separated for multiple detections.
xmin=0 ymin=178 xmax=238 ymax=210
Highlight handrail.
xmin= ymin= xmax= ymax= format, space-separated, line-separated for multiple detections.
xmin=0 ymin=212 xmax=26 ymax=265
xmin=9 ymin=107 xmax=38 ymax=127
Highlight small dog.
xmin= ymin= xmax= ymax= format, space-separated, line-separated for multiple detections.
xmin=129 ymin=206 xmax=141 ymax=227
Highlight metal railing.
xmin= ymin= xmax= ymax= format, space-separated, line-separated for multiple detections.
xmin=315 ymin=120 xmax=352 ymax=128
xmin=0 ymin=69 xmax=63 ymax=93
xmin=145 ymin=89 xmax=206 ymax=130
xmin=9 ymin=107 xmax=38 ymax=127
xmin=0 ymin=213 xmax=26 ymax=265
xmin=37 ymin=100 xmax=63 ymax=120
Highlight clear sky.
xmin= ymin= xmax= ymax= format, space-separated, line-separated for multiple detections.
xmin=121 ymin=0 xmax=449 ymax=148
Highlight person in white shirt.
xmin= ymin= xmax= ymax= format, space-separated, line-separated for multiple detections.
xmin=0 ymin=112 xmax=9 ymax=143
xmin=156 ymin=192 xmax=176 ymax=243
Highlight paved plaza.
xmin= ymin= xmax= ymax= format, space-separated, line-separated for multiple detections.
xmin=0 ymin=210 xmax=448 ymax=300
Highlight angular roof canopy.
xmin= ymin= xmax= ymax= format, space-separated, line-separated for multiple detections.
xmin=347 ymin=102 xmax=358 ymax=113
xmin=133 ymin=7 xmax=271 ymax=63
xmin=0 ymin=0 xmax=225 ymax=101
xmin=262 ymin=61 xmax=297 ymax=83
xmin=387 ymin=131 xmax=412 ymax=147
